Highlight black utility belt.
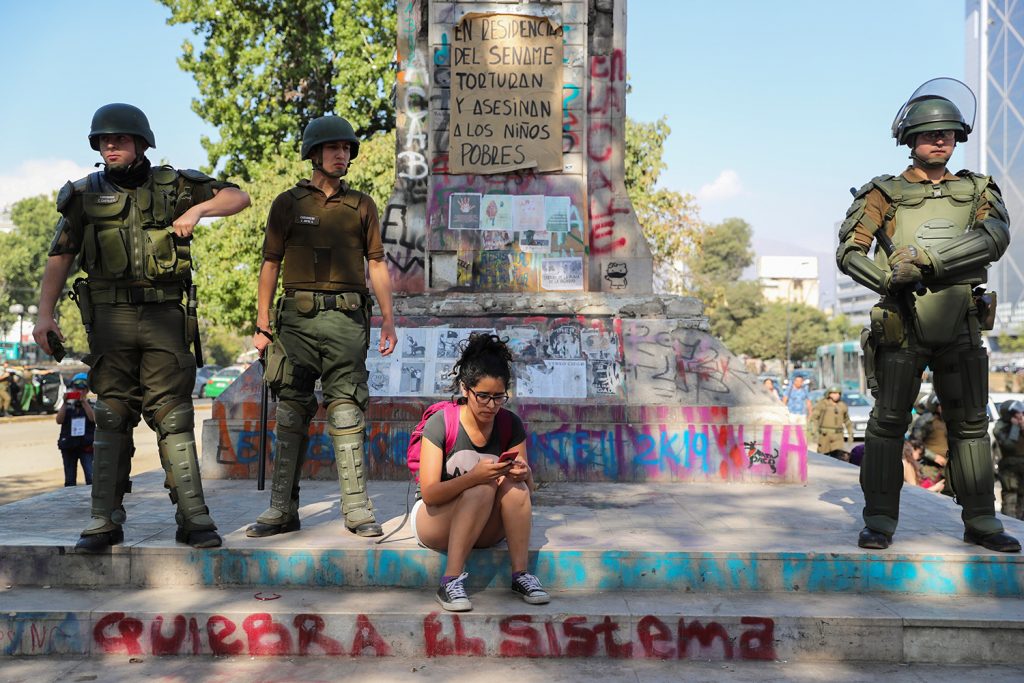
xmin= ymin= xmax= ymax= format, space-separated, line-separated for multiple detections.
xmin=89 ymin=283 xmax=184 ymax=304
xmin=281 ymin=290 xmax=366 ymax=314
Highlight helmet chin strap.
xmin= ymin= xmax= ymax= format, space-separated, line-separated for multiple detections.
xmin=909 ymin=148 xmax=947 ymax=169
xmin=312 ymin=150 xmax=348 ymax=179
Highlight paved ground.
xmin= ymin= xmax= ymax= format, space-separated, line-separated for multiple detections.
xmin=2 ymin=450 xmax=1020 ymax=559
xmin=0 ymin=402 xmax=211 ymax=506
xmin=3 ymin=656 xmax=1024 ymax=683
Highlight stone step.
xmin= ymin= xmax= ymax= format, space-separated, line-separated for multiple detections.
xmin=2 ymin=463 xmax=1023 ymax=596
xmin=1 ymin=587 xmax=1022 ymax=663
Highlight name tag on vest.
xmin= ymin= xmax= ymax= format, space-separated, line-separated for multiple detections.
xmin=96 ymin=195 xmax=119 ymax=204
xmin=296 ymin=215 xmax=320 ymax=225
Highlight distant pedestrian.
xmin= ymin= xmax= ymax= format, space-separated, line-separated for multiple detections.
xmin=783 ymin=375 xmax=812 ymax=417
xmin=0 ymin=361 xmax=11 ymax=417
xmin=56 ymin=373 xmax=95 ymax=486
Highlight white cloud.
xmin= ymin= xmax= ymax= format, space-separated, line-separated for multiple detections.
xmin=696 ymin=169 xmax=743 ymax=203
xmin=0 ymin=159 xmax=95 ymax=210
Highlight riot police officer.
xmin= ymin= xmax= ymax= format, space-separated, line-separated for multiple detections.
xmin=993 ymin=400 xmax=1024 ymax=520
xmin=33 ymin=103 xmax=251 ymax=552
xmin=246 ymin=115 xmax=397 ymax=538
xmin=809 ymin=385 xmax=854 ymax=459
xmin=837 ymin=79 xmax=1020 ymax=552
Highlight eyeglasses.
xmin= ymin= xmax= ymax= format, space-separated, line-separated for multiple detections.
xmin=918 ymin=129 xmax=956 ymax=143
xmin=467 ymin=387 xmax=510 ymax=406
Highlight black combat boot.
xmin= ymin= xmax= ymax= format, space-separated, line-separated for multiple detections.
xmin=75 ymin=527 xmax=124 ymax=553
xmin=963 ymin=528 xmax=1022 ymax=553
xmin=245 ymin=518 xmax=301 ymax=538
xmin=175 ymin=527 xmax=223 ymax=548
xmin=857 ymin=527 xmax=892 ymax=549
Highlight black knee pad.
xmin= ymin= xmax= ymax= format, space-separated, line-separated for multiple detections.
xmin=934 ymin=347 xmax=988 ymax=425
xmin=94 ymin=399 xmax=134 ymax=433
xmin=873 ymin=348 xmax=923 ymax=426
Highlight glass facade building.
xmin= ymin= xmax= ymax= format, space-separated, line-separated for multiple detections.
xmin=966 ymin=1 xmax=1024 ymax=329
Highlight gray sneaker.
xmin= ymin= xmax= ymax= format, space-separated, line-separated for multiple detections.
xmin=511 ymin=572 xmax=550 ymax=604
xmin=436 ymin=572 xmax=472 ymax=612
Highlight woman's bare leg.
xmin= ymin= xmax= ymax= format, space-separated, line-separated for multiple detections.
xmin=416 ymin=482 xmax=497 ymax=575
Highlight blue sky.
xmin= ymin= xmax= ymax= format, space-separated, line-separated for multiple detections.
xmin=0 ymin=0 xmax=966 ymax=270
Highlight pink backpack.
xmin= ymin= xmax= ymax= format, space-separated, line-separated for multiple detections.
xmin=407 ymin=401 xmax=513 ymax=481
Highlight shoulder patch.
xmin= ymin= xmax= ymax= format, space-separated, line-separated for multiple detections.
xmin=179 ymin=168 xmax=214 ymax=183
xmin=151 ymin=167 xmax=178 ymax=185
xmin=868 ymin=174 xmax=898 ymax=199
xmin=288 ymin=185 xmax=313 ymax=200
xmin=56 ymin=181 xmax=75 ymax=212
xmin=851 ymin=180 xmax=875 ymax=200
xmin=343 ymin=189 xmax=362 ymax=210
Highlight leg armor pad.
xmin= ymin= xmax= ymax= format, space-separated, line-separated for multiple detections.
xmin=947 ymin=436 xmax=1002 ymax=535
xmin=83 ymin=399 xmax=135 ymax=535
xmin=327 ymin=400 xmax=376 ymax=529
xmin=155 ymin=401 xmax=216 ymax=532
xmin=860 ymin=348 xmax=921 ymax=536
xmin=933 ymin=347 xmax=988 ymax=426
xmin=256 ymin=400 xmax=312 ymax=526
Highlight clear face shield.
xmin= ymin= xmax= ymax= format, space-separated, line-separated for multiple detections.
xmin=890 ymin=77 xmax=977 ymax=142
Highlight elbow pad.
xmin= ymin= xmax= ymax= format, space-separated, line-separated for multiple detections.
xmin=924 ymin=219 xmax=1009 ymax=279
xmin=838 ymin=244 xmax=890 ymax=295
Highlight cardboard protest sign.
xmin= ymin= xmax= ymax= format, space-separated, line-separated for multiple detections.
xmin=450 ymin=13 xmax=564 ymax=174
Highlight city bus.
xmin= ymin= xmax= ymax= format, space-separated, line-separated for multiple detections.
xmin=816 ymin=339 xmax=865 ymax=395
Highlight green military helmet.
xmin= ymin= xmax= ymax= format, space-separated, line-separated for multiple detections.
xmin=89 ymin=103 xmax=156 ymax=150
xmin=301 ymin=115 xmax=360 ymax=160
xmin=893 ymin=96 xmax=969 ymax=145
xmin=891 ymin=78 xmax=976 ymax=146
xmin=827 ymin=385 xmax=842 ymax=395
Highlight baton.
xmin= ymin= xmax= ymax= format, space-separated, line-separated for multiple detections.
xmin=257 ymin=359 xmax=269 ymax=491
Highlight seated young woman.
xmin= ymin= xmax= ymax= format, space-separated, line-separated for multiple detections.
xmin=411 ymin=333 xmax=550 ymax=612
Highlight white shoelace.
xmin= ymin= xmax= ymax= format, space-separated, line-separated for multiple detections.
xmin=516 ymin=572 xmax=544 ymax=594
xmin=445 ymin=572 xmax=469 ymax=599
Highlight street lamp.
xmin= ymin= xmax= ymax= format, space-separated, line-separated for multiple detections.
xmin=8 ymin=303 xmax=24 ymax=360
xmin=783 ymin=279 xmax=806 ymax=379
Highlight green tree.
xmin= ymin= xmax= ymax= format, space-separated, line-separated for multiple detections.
xmin=624 ymin=117 xmax=703 ymax=293
xmin=687 ymin=217 xmax=764 ymax=341
xmin=730 ymin=301 xmax=839 ymax=362
xmin=193 ymin=130 xmax=395 ymax=334
xmin=160 ymin=0 xmax=397 ymax=179
xmin=0 ymin=195 xmax=91 ymax=357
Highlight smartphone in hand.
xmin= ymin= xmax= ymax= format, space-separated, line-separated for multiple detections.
xmin=498 ymin=449 xmax=518 ymax=464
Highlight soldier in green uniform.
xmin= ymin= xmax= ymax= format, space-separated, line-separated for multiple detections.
xmin=32 ymin=103 xmax=251 ymax=552
xmin=910 ymin=393 xmax=949 ymax=489
xmin=837 ymin=79 xmax=1019 ymax=552
xmin=809 ymin=386 xmax=854 ymax=459
xmin=993 ymin=400 xmax=1024 ymax=520
xmin=0 ymin=361 xmax=11 ymax=417
xmin=246 ymin=115 xmax=397 ymax=538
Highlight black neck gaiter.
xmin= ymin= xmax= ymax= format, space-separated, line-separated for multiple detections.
xmin=105 ymin=156 xmax=152 ymax=189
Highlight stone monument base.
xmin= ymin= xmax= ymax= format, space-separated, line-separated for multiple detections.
xmin=201 ymin=294 xmax=806 ymax=484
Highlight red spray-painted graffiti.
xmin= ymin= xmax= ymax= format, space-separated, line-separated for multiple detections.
xmin=93 ymin=612 xmax=391 ymax=657
xmin=6 ymin=611 xmax=777 ymax=659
